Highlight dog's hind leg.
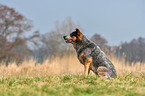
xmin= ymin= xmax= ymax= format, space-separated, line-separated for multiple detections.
xmin=97 ymin=66 xmax=111 ymax=79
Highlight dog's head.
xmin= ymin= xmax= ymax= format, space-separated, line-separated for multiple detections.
xmin=63 ymin=28 xmax=83 ymax=44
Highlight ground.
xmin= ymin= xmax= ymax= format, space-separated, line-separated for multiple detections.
xmin=0 ymin=74 xmax=145 ymax=96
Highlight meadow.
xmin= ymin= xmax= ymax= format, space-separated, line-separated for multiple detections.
xmin=0 ymin=54 xmax=145 ymax=96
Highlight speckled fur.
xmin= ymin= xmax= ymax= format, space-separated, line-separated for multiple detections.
xmin=64 ymin=29 xmax=117 ymax=78
xmin=75 ymin=35 xmax=117 ymax=78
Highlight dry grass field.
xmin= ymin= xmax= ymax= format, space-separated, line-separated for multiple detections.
xmin=0 ymin=53 xmax=145 ymax=77
xmin=0 ymin=54 xmax=145 ymax=96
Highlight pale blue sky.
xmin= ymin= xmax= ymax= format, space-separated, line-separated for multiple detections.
xmin=1 ymin=0 xmax=145 ymax=45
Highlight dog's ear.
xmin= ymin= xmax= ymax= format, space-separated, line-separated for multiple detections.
xmin=75 ymin=28 xmax=82 ymax=34
xmin=75 ymin=28 xmax=80 ymax=33
xmin=75 ymin=28 xmax=82 ymax=39
xmin=75 ymin=28 xmax=79 ymax=31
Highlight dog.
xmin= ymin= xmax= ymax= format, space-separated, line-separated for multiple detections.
xmin=63 ymin=28 xmax=117 ymax=78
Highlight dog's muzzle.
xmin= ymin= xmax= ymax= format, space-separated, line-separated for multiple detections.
xmin=63 ymin=36 xmax=73 ymax=43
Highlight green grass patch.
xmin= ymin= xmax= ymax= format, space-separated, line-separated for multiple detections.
xmin=0 ymin=74 xmax=145 ymax=96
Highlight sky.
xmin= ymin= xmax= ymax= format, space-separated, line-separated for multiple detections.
xmin=0 ymin=0 xmax=145 ymax=46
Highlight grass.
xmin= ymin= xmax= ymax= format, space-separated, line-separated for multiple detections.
xmin=0 ymin=74 xmax=145 ymax=96
xmin=0 ymin=53 xmax=145 ymax=96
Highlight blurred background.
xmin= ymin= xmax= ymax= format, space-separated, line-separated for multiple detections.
xmin=0 ymin=0 xmax=145 ymax=65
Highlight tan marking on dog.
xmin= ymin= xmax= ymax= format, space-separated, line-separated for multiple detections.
xmin=84 ymin=56 xmax=92 ymax=76
xmin=97 ymin=66 xmax=109 ymax=77
xmin=75 ymin=28 xmax=83 ymax=40
xmin=73 ymin=42 xmax=76 ymax=49
xmin=71 ymin=36 xmax=77 ymax=42
xmin=79 ymin=53 xmax=84 ymax=63
xmin=98 ymin=72 xmax=108 ymax=77
xmin=77 ymin=32 xmax=83 ymax=40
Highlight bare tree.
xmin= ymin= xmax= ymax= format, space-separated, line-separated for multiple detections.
xmin=91 ymin=33 xmax=108 ymax=49
xmin=34 ymin=17 xmax=83 ymax=62
xmin=0 ymin=4 xmax=39 ymax=63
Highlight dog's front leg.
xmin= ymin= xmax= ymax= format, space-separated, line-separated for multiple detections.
xmin=84 ymin=63 xmax=90 ymax=76
xmin=79 ymin=53 xmax=92 ymax=76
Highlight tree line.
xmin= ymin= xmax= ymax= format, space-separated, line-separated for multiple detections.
xmin=0 ymin=4 xmax=145 ymax=64
xmin=116 ymin=37 xmax=145 ymax=63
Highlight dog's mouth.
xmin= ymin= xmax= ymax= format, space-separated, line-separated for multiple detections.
xmin=63 ymin=36 xmax=74 ymax=43
xmin=65 ymin=39 xmax=73 ymax=43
